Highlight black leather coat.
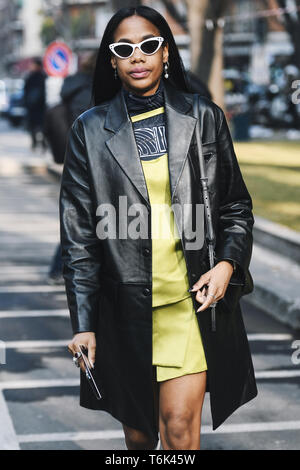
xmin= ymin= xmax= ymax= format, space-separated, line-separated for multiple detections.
xmin=59 ymin=79 xmax=257 ymax=441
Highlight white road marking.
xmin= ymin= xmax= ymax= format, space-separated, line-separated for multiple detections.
xmin=0 ymin=240 xmax=58 ymax=246
xmin=203 ymin=420 xmax=300 ymax=434
xmin=0 ymin=266 xmax=48 ymax=273
xmin=248 ymin=334 xmax=293 ymax=341
xmin=0 ymin=378 xmax=79 ymax=390
xmin=54 ymin=294 xmax=68 ymax=301
xmin=0 ymin=274 xmax=50 ymax=281
xmin=16 ymin=420 xmax=300 ymax=444
xmin=0 ymin=285 xmax=65 ymax=293
xmin=0 ymin=310 xmax=68 ymax=319
xmin=255 ymin=370 xmax=300 ymax=379
xmin=0 ymin=390 xmax=20 ymax=450
xmin=4 ymin=339 xmax=70 ymax=349
xmin=18 ymin=430 xmax=124 ymax=443
xmin=0 ymin=226 xmax=58 ymax=234
xmin=0 ymin=213 xmax=57 ymax=217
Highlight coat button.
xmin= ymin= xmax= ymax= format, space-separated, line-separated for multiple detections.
xmin=143 ymin=288 xmax=151 ymax=296
xmin=143 ymin=247 xmax=151 ymax=257
xmin=191 ymin=273 xmax=197 ymax=278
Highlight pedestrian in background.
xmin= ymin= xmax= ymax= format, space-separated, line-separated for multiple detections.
xmin=61 ymin=5 xmax=257 ymax=450
xmin=24 ymin=57 xmax=47 ymax=150
xmin=47 ymin=52 xmax=97 ymax=285
xmin=60 ymin=51 xmax=97 ymax=124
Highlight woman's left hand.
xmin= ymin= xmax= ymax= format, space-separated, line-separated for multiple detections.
xmin=190 ymin=261 xmax=234 ymax=312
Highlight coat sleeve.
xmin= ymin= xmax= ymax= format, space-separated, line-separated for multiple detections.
xmin=214 ymin=109 xmax=254 ymax=285
xmin=59 ymin=118 xmax=102 ymax=335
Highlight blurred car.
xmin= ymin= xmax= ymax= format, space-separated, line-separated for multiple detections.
xmin=0 ymin=78 xmax=26 ymax=126
xmin=0 ymin=80 xmax=9 ymax=116
xmin=6 ymin=88 xmax=26 ymax=127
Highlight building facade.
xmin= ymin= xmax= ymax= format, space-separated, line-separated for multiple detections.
xmin=0 ymin=0 xmax=43 ymax=76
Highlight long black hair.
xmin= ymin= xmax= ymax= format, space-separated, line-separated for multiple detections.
xmin=92 ymin=5 xmax=189 ymax=105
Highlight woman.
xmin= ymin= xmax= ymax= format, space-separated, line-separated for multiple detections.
xmin=60 ymin=6 xmax=257 ymax=451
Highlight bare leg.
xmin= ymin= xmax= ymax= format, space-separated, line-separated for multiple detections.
xmin=159 ymin=371 xmax=207 ymax=450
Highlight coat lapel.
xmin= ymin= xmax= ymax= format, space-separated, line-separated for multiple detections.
xmin=163 ymin=81 xmax=197 ymax=201
xmin=104 ymin=80 xmax=197 ymax=206
xmin=105 ymin=90 xmax=151 ymax=206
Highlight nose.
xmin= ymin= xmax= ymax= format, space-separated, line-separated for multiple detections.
xmin=131 ymin=45 xmax=144 ymax=61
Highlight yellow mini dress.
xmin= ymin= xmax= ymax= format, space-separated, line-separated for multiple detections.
xmin=131 ymin=107 xmax=207 ymax=382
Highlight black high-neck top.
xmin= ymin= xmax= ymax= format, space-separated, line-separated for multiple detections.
xmin=122 ymin=79 xmax=165 ymax=115
xmin=122 ymin=80 xmax=167 ymax=161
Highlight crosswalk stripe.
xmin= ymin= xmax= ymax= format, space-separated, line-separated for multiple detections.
xmin=0 ymin=285 xmax=65 ymax=293
xmin=204 ymin=420 xmax=300 ymax=434
xmin=0 ymin=266 xmax=48 ymax=273
xmin=0 ymin=310 xmax=68 ymax=318
xmin=16 ymin=420 xmax=300 ymax=444
xmin=4 ymin=339 xmax=69 ymax=349
xmin=1 ymin=237 xmax=58 ymax=243
xmin=255 ymin=370 xmax=300 ymax=379
xmin=248 ymin=334 xmax=293 ymax=341
xmin=0 ymin=378 xmax=79 ymax=390
xmin=18 ymin=430 xmax=124 ymax=443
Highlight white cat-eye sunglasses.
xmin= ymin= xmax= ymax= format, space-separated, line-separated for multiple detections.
xmin=109 ymin=36 xmax=165 ymax=59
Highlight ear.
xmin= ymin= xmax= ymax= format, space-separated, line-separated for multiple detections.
xmin=163 ymin=42 xmax=169 ymax=63
xmin=110 ymin=56 xmax=116 ymax=69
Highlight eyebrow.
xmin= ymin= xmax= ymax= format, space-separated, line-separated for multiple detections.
xmin=116 ymin=34 xmax=156 ymax=43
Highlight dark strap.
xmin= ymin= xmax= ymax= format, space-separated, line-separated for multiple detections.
xmin=192 ymin=94 xmax=216 ymax=256
xmin=192 ymin=93 xmax=217 ymax=331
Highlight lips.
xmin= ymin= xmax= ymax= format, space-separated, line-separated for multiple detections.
xmin=129 ymin=68 xmax=150 ymax=79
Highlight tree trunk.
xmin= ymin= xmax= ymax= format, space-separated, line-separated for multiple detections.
xmin=277 ymin=0 xmax=300 ymax=68
xmin=208 ymin=23 xmax=224 ymax=108
xmin=186 ymin=0 xmax=209 ymax=75
xmin=186 ymin=0 xmax=230 ymax=108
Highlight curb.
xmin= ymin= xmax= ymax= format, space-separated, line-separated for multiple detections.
xmin=249 ymin=217 xmax=300 ymax=331
xmin=246 ymin=282 xmax=300 ymax=331
xmin=253 ymin=215 xmax=300 ymax=264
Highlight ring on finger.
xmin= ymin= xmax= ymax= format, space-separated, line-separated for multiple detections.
xmin=207 ymin=293 xmax=217 ymax=299
xmin=72 ymin=351 xmax=82 ymax=367
xmin=73 ymin=357 xmax=81 ymax=368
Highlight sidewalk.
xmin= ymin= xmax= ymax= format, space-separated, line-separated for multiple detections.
xmin=44 ymin=156 xmax=300 ymax=332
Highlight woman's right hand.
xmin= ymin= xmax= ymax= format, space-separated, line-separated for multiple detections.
xmin=68 ymin=332 xmax=96 ymax=371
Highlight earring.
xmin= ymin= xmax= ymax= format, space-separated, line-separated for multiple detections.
xmin=164 ymin=61 xmax=169 ymax=79
xmin=114 ymin=68 xmax=118 ymax=80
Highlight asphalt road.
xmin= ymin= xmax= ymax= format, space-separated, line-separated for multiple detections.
xmin=0 ymin=119 xmax=300 ymax=450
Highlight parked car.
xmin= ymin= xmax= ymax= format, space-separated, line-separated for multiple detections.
xmin=0 ymin=80 xmax=9 ymax=116
xmin=6 ymin=88 xmax=27 ymax=127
